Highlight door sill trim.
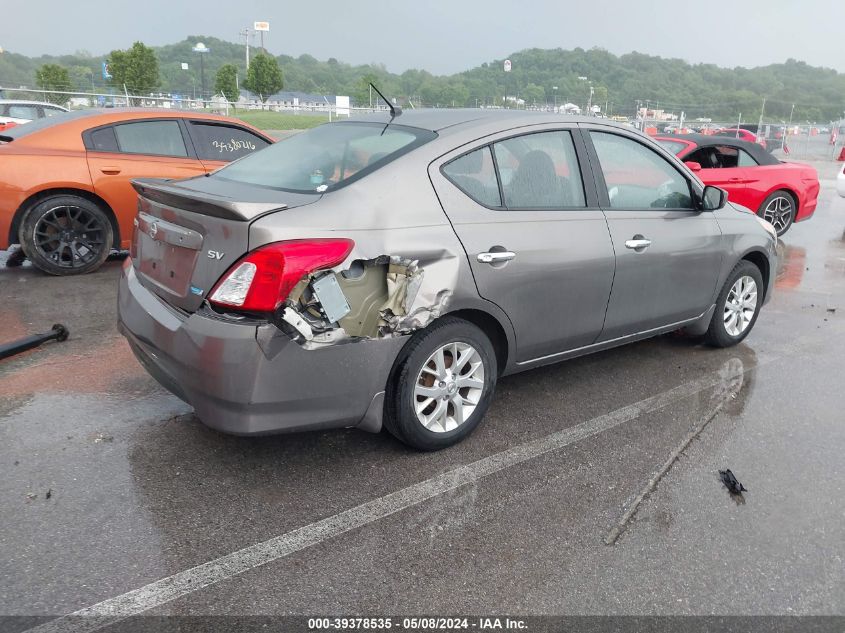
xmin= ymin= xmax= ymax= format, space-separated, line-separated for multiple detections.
xmin=514 ymin=309 xmax=711 ymax=369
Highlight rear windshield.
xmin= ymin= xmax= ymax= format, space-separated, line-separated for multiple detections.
xmin=0 ymin=109 xmax=98 ymax=141
xmin=655 ymin=139 xmax=687 ymax=155
xmin=212 ymin=121 xmax=437 ymax=193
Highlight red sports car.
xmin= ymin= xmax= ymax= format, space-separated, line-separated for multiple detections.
xmin=656 ymin=134 xmax=818 ymax=236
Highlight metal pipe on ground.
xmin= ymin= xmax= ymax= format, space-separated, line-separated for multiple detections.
xmin=0 ymin=324 xmax=69 ymax=361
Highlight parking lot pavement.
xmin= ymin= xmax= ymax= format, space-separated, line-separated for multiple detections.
xmin=1 ymin=164 xmax=844 ymax=624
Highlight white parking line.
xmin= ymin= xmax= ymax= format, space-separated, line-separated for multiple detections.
xmin=29 ymin=352 xmax=775 ymax=633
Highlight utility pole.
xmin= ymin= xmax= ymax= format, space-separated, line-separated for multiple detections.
xmin=240 ymin=28 xmax=251 ymax=69
xmin=783 ymin=103 xmax=795 ymax=152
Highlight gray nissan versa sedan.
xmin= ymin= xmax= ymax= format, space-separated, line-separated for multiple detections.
xmin=117 ymin=109 xmax=777 ymax=450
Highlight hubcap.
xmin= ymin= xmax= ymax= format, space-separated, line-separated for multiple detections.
xmin=724 ymin=275 xmax=758 ymax=337
xmin=33 ymin=205 xmax=105 ymax=269
xmin=413 ymin=341 xmax=485 ymax=433
xmin=762 ymin=196 xmax=793 ymax=234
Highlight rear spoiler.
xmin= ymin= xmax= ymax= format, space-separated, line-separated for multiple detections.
xmin=132 ymin=179 xmax=287 ymax=222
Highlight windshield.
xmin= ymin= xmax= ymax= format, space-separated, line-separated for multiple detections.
xmin=212 ymin=121 xmax=437 ymax=193
xmin=656 ymin=139 xmax=687 ymax=155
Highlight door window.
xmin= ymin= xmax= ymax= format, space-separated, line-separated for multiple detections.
xmin=189 ymin=122 xmax=270 ymax=161
xmin=492 ymin=131 xmax=585 ymax=208
xmin=87 ymin=127 xmax=119 ymax=152
xmin=687 ymin=145 xmax=759 ymax=169
xmin=737 ymin=148 xmax=758 ymax=167
xmin=113 ymin=120 xmax=188 ymax=157
xmin=441 ymin=146 xmax=502 ymax=207
xmin=590 ymin=132 xmax=693 ymax=209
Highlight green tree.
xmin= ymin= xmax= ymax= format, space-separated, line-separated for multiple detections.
xmin=35 ymin=64 xmax=72 ymax=105
xmin=108 ymin=41 xmax=160 ymax=103
xmin=522 ymin=83 xmax=545 ymax=106
xmin=243 ymin=54 xmax=283 ymax=105
xmin=214 ymin=64 xmax=240 ymax=105
xmin=353 ymin=72 xmax=379 ymax=107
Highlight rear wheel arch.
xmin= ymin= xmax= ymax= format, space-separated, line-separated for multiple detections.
xmin=10 ymin=188 xmax=120 ymax=249
xmin=445 ymin=308 xmax=510 ymax=375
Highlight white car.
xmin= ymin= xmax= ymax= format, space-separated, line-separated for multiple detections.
xmin=0 ymin=100 xmax=68 ymax=128
xmin=837 ymin=163 xmax=845 ymax=198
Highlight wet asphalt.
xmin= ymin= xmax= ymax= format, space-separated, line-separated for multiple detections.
xmin=1 ymin=162 xmax=844 ymax=620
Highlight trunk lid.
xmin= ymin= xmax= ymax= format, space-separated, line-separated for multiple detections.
xmin=131 ymin=176 xmax=319 ymax=313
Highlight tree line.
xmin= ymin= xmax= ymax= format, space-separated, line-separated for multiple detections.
xmin=4 ymin=38 xmax=844 ymax=121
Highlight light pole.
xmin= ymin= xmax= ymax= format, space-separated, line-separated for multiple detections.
xmin=552 ymin=86 xmax=558 ymax=111
xmin=192 ymin=42 xmax=210 ymax=102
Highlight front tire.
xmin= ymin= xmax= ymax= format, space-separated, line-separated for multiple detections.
xmin=20 ymin=195 xmax=113 ymax=276
xmin=704 ymin=261 xmax=764 ymax=348
xmin=384 ymin=317 xmax=498 ymax=451
xmin=758 ymin=190 xmax=795 ymax=236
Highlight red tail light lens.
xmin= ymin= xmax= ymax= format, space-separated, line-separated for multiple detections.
xmin=209 ymin=238 xmax=354 ymax=313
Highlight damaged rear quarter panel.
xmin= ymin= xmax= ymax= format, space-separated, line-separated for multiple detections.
xmin=247 ymin=155 xmax=515 ymax=366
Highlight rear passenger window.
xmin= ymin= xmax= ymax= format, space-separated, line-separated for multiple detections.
xmin=113 ymin=120 xmax=188 ymax=157
xmin=492 ymin=131 xmax=586 ymax=208
xmin=442 ymin=147 xmax=501 ymax=207
xmin=88 ymin=127 xmax=119 ymax=152
xmin=189 ymin=122 xmax=269 ymax=161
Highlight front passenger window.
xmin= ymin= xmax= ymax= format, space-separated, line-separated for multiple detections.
xmin=591 ymin=132 xmax=693 ymax=209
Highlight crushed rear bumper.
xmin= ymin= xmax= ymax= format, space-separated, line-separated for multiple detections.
xmin=118 ymin=262 xmax=405 ymax=435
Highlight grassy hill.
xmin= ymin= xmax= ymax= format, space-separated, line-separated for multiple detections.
xmin=2 ymin=38 xmax=843 ymax=121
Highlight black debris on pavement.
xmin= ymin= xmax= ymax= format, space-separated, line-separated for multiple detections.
xmin=719 ymin=469 xmax=748 ymax=495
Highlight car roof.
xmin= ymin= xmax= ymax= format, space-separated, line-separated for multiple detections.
xmin=656 ymin=133 xmax=780 ymax=165
xmin=0 ymin=100 xmax=68 ymax=108
xmin=0 ymin=108 xmax=268 ymax=148
xmin=345 ymin=108 xmax=627 ymax=134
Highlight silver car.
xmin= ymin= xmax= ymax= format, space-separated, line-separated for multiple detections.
xmin=118 ymin=110 xmax=777 ymax=450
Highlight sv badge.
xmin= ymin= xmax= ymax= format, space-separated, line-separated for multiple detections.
xmin=207 ymin=250 xmax=225 ymax=260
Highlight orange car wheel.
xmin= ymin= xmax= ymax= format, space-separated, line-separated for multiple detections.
xmin=20 ymin=195 xmax=114 ymax=276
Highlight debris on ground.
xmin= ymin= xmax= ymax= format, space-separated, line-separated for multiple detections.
xmin=719 ymin=469 xmax=747 ymax=495
xmin=45 ymin=489 xmax=52 ymax=500
xmin=827 ymin=307 xmax=836 ymax=313
xmin=26 ymin=493 xmax=37 ymax=501
xmin=93 ymin=433 xmax=114 ymax=443
xmin=0 ymin=323 xmax=70 ymax=361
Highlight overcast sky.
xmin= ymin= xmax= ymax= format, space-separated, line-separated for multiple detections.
xmin=2 ymin=0 xmax=842 ymax=74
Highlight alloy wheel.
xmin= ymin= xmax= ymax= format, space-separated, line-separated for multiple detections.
xmin=413 ymin=341 xmax=485 ymax=433
xmin=33 ymin=205 xmax=106 ymax=270
xmin=724 ymin=275 xmax=758 ymax=336
xmin=762 ymin=196 xmax=793 ymax=234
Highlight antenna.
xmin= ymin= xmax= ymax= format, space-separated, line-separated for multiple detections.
xmin=369 ymin=83 xmax=402 ymax=120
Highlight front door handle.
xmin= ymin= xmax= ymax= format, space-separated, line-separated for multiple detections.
xmin=100 ymin=167 xmax=122 ymax=175
xmin=477 ymin=251 xmax=516 ymax=264
xmin=624 ymin=238 xmax=652 ymax=251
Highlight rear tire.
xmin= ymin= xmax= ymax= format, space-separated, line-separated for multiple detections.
xmin=20 ymin=195 xmax=113 ymax=276
xmin=757 ymin=190 xmax=795 ymax=236
xmin=384 ymin=317 xmax=498 ymax=451
xmin=704 ymin=261 xmax=764 ymax=348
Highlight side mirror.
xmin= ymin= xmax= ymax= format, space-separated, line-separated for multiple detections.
xmin=701 ymin=185 xmax=727 ymax=211
xmin=684 ymin=160 xmax=702 ymax=172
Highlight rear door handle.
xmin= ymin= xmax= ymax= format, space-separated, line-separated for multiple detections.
xmin=624 ymin=238 xmax=652 ymax=250
xmin=100 ymin=167 xmax=121 ymax=175
xmin=477 ymin=251 xmax=516 ymax=264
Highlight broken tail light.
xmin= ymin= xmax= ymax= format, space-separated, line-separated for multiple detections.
xmin=209 ymin=239 xmax=354 ymax=313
